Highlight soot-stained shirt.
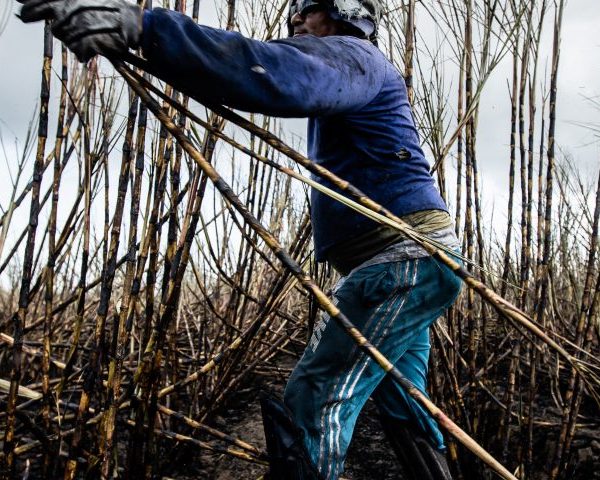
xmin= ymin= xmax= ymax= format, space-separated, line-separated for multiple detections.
xmin=141 ymin=8 xmax=448 ymax=261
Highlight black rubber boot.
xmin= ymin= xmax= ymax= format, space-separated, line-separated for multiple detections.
xmin=260 ymin=394 xmax=325 ymax=480
xmin=379 ymin=416 xmax=453 ymax=480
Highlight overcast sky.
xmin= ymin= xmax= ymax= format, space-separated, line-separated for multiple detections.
xmin=0 ymin=0 xmax=598 ymax=252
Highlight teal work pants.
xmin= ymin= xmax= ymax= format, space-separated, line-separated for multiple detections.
xmin=284 ymin=256 xmax=462 ymax=480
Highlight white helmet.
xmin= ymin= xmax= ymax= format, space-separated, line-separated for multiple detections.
xmin=287 ymin=0 xmax=382 ymax=42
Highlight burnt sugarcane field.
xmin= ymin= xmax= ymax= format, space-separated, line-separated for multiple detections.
xmin=0 ymin=0 xmax=599 ymax=479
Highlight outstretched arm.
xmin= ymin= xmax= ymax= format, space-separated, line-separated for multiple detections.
xmin=141 ymin=8 xmax=385 ymax=117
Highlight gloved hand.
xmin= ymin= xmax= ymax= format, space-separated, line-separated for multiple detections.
xmin=17 ymin=0 xmax=143 ymax=62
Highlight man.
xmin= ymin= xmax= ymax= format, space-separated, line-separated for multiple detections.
xmin=18 ymin=1 xmax=462 ymax=478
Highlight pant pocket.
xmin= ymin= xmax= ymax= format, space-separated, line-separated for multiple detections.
xmin=337 ymin=262 xmax=407 ymax=308
xmin=360 ymin=266 xmax=397 ymax=307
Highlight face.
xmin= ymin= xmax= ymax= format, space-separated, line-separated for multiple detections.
xmin=290 ymin=6 xmax=341 ymax=37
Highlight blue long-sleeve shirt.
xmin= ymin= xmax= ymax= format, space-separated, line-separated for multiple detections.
xmin=141 ymin=8 xmax=448 ymax=261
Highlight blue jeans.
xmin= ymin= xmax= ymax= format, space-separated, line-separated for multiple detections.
xmin=283 ymin=256 xmax=463 ymax=480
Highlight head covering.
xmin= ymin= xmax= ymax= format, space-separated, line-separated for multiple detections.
xmin=287 ymin=0 xmax=381 ymax=42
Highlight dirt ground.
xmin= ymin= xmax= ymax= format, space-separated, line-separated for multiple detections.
xmin=162 ymin=353 xmax=404 ymax=480
xmin=207 ymin=383 xmax=403 ymax=480
xmin=157 ymin=353 xmax=600 ymax=480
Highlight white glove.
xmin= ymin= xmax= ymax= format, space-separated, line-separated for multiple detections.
xmin=18 ymin=0 xmax=143 ymax=62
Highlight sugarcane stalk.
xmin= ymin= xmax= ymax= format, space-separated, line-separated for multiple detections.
xmin=432 ymin=325 xmax=471 ymax=432
xmin=157 ymin=404 xmax=264 ymax=456
xmin=523 ymin=4 xmax=546 ymax=473
xmin=134 ymin=423 xmax=267 ymax=464
xmin=127 ymin=98 xmax=172 ymax=474
xmin=551 ymin=170 xmax=600 ymax=477
xmin=404 ymin=0 xmax=416 ymax=105
xmin=501 ymin=33 xmax=518 ymax=298
xmin=542 ymin=3 xmax=566 ymax=476
xmin=518 ymin=2 xmax=534 ymax=307
xmin=462 ymin=2 xmax=481 ymax=444
xmin=40 ymin=40 xmax=68 ymax=480
xmin=63 ymin=85 xmax=138 ymax=480
xmin=1 ymin=22 xmax=52 ymax=479
xmin=99 ymin=75 xmax=148 ymax=480
xmin=55 ymin=74 xmax=108 ymax=398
